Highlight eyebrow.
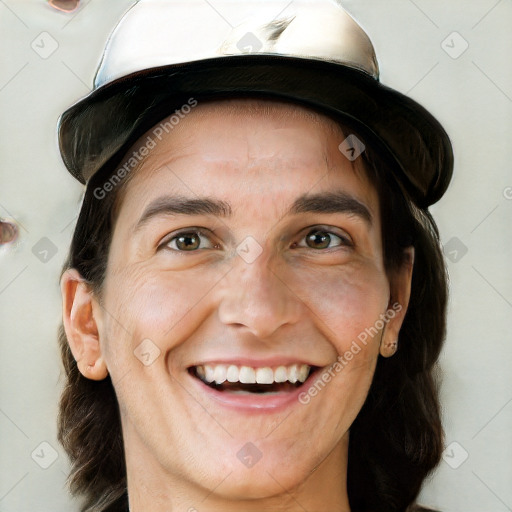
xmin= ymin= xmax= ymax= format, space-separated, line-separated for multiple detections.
xmin=133 ymin=191 xmax=373 ymax=233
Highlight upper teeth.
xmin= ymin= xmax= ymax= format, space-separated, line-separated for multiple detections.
xmin=195 ymin=364 xmax=311 ymax=385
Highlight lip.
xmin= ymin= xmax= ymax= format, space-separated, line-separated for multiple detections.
xmin=187 ymin=365 xmax=323 ymax=414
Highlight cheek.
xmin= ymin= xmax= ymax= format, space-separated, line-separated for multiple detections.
xmin=284 ymin=261 xmax=390 ymax=352
xmin=292 ymin=263 xmax=388 ymax=432
xmin=100 ymin=264 xmax=216 ymax=368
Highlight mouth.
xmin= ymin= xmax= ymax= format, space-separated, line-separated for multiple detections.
xmin=188 ymin=363 xmax=319 ymax=395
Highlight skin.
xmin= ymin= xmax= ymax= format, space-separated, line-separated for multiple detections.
xmin=61 ymin=99 xmax=413 ymax=512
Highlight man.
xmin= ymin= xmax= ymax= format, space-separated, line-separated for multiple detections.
xmin=57 ymin=1 xmax=452 ymax=510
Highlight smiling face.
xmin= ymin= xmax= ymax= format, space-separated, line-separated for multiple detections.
xmin=62 ymin=98 xmax=413 ymax=511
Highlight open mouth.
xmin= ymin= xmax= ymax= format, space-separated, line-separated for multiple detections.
xmin=188 ymin=363 xmax=318 ymax=395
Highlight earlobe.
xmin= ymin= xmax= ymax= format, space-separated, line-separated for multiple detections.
xmin=60 ymin=268 xmax=109 ymax=380
xmin=380 ymin=247 xmax=415 ymax=358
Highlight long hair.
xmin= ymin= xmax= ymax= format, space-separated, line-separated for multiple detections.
xmin=57 ymin=102 xmax=447 ymax=512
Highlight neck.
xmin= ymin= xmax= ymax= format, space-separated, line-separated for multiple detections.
xmin=125 ymin=431 xmax=352 ymax=512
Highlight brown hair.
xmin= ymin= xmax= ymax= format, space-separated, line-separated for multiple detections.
xmin=58 ymin=98 xmax=447 ymax=512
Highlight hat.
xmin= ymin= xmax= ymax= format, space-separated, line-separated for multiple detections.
xmin=57 ymin=0 xmax=453 ymax=207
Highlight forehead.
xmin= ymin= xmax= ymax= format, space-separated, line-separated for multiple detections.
xmin=114 ymin=98 xmax=378 ymax=218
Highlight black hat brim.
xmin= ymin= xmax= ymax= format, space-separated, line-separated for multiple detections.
xmin=58 ymin=55 xmax=453 ymax=207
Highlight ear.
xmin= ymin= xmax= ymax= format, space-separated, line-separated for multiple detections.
xmin=380 ymin=247 xmax=414 ymax=358
xmin=60 ymin=268 xmax=109 ymax=380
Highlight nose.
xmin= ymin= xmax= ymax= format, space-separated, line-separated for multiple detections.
xmin=217 ymin=248 xmax=303 ymax=340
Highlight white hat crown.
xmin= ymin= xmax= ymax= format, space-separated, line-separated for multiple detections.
xmin=95 ymin=0 xmax=379 ymax=88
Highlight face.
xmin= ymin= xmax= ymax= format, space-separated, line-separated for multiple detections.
xmin=65 ymin=99 xmax=411 ymax=506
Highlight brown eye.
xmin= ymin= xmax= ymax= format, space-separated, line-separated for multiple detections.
xmin=164 ymin=229 xmax=217 ymax=252
xmin=306 ymin=230 xmax=332 ymax=249
xmin=175 ymin=233 xmax=201 ymax=251
xmin=296 ymin=228 xmax=352 ymax=250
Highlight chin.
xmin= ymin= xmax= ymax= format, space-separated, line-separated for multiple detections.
xmin=214 ymin=468 xmax=306 ymax=501
xmin=194 ymin=447 xmax=317 ymax=501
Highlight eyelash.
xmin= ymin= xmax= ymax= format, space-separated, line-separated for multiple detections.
xmin=160 ymin=226 xmax=353 ymax=253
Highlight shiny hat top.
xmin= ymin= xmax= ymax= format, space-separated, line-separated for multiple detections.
xmin=95 ymin=0 xmax=379 ymax=86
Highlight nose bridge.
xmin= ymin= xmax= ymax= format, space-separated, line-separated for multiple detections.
xmin=217 ymin=246 xmax=302 ymax=339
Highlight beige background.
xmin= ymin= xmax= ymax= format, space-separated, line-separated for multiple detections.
xmin=0 ymin=1 xmax=511 ymax=511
